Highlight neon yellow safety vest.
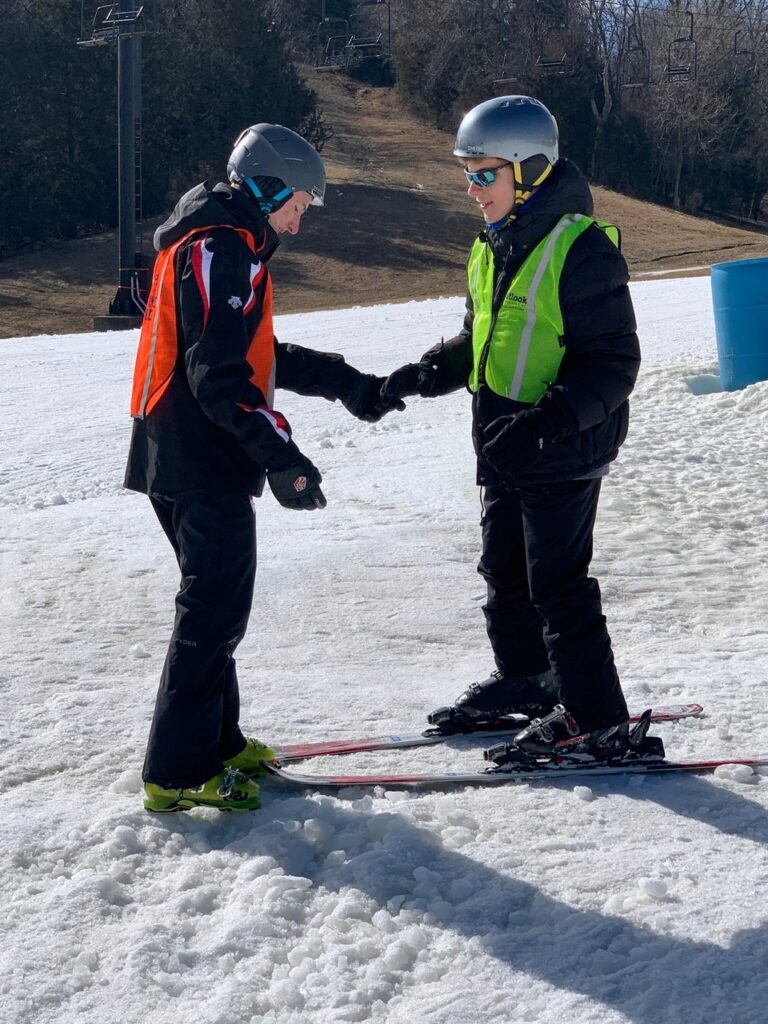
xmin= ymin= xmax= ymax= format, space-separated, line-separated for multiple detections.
xmin=468 ymin=213 xmax=620 ymax=403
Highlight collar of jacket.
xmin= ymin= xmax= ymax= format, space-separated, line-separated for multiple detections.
xmin=153 ymin=180 xmax=280 ymax=261
xmin=481 ymin=159 xmax=595 ymax=269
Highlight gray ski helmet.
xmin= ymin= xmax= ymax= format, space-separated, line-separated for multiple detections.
xmin=454 ymin=96 xmax=559 ymax=165
xmin=227 ymin=123 xmax=326 ymax=207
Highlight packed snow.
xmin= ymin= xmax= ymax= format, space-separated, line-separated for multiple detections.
xmin=3 ymin=275 xmax=768 ymax=1024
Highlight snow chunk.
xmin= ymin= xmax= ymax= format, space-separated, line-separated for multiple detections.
xmin=303 ymin=817 xmax=334 ymax=845
xmin=604 ymin=894 xmax=630 ymax=914
xmin=400 ymin=924 xmax=428 ymax=951
xmin=130 ymin=643 xmax=151 ymax=659
xmin=237 ymin=856 xmax=280 ymax=880
xmin=109 ymin=769 xmax=142 ymax=794
xmin=713 ymin=763 xmax=758 ymax=784
xmin=107 ymin=825 xmax=142 ymax=856
xmin=573 ymin=785 xmax=595 ymax=802
xmin=440 ymin=826 xmax=475 ymax=849
xmin=266 ymin=978 xmax=304 ymax=1010
xmin=638 ymin=877 xmax=668 ymax=900
xmin=383 ymin=939 xmax=417 ymax=970
xmin=434 ymin=797 xmax=479 ymax=830
xmin=332 ymin=895 xmax=374 ymax=921
xmin=372 ymin=909 xmax=397 ymax=933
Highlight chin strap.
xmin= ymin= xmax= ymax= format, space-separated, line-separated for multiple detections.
xmin=243 ymin=177 xmax=294 ymax=213
xmin=497 ymin=162 xmax=554 ymax=226
xmin=513 ymin=160 xmax=553 ymax=206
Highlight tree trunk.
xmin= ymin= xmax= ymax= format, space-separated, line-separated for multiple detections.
xmin=672 ymin=121 xmax=684 ymax=210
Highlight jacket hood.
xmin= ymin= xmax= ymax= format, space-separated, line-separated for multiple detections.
xmin=486 ymin=158 xmax=594 ymax=261
xmin=153 ymin=180 xmax=279 ymax=259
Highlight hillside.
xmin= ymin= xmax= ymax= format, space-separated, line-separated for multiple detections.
xmin=2 ymin=70 xmax=768 ymax=339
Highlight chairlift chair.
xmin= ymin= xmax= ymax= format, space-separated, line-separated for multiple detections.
xmin=622 ymin=21 xmax=650 ymax=88
xmin=733 ymin=32 xmax=758 ymax=89
xmin=347 ymin=0 xmax=390 ymax=60
xmin=494 ymin=53 xmax=524 ymax=86
xmin=535 ymin=52 xmax=567 ymax=73
xmin=664 ymin=11 xmax=697 ymax=81
xmin=314 ymin=16 xmax=352 ymax=70
xmin=77 ymin=2 xmax=145 ymax=48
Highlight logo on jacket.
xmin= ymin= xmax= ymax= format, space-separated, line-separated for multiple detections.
xmin=228 ymin=295 xmax=243 ymax=309
xmin=505 ymin=292 xmax=527 ymax=306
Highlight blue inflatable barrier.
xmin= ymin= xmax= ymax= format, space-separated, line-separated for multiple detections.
xmin=711 ymin=257 xmax=768 ymax=391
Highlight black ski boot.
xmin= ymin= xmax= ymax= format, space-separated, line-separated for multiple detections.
xmin=484 ymin=706 xmax=665 ymax=768
xmin=427 ymin=669 xmax=558 ymax=735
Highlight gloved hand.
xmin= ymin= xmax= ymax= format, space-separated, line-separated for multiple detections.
xmin=380 ymin=345 xmax=453 ymax=403
xmin=415 ymin=343 xmax=451 ymax=397
xmin=380 ymin=363 xmax=421 ymax=403
xmin=267 ymin=454 xmax=327 ymax=510
xmin=342 ymin=372 xmax=406 ymax=421
xmin=481 ymin=406 xmax=556 ymax=477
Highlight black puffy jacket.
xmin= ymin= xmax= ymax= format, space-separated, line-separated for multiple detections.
xmin=124 ymin=182 xmax=368 ymax=498
xmin=423 ymin=159 xmax=640 ymax=487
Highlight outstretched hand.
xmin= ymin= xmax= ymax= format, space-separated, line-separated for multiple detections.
xmin=381 ymin=343 xmax=453 ymax=401
xmin=343 ymin=373 xmax=406 ymax=421
xmin=380 ymin=363 xmax=421 ymax=403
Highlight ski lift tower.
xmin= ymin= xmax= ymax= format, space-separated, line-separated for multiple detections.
xmin=78 ymin=1 xmax=148 ymax=330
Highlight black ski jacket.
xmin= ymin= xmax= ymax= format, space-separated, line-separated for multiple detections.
xmin=423 ymin=159 xmax=640 ymax=487
xmin=125 ymin=182 xmax=365 ymax=497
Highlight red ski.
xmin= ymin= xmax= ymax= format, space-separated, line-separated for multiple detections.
xmin=272 ymin=703 xmax=703 ymax=764
xmin=264 ymin=753 xmax=768 ymax=790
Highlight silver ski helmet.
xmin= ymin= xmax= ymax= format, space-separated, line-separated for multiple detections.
xmin=454 ymin=96 xmax=559 ymax=165
xmin=227 ymin=123 xmax=326 ymax=208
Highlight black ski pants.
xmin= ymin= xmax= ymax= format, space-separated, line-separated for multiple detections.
xmin=143 ymin=490 xmax=256 ymax=788
xmin=477 ymin=479 xmax=628 ymax=726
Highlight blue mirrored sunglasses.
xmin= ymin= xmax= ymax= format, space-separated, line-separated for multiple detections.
xmin=463 ymin=161 xmax=512 ymax=187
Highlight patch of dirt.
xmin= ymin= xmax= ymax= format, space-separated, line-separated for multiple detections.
xmin=3 ymin=70 xmax=768 ymax=339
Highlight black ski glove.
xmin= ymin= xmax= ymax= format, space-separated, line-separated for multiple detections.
xmin=382 ymin=340 xmax=462 ymax=402
xmin=380 ymin=363 xmax=421 ymax=403
xmin=481 ymin=406 xmax=557 ymax=477
xmin=342 ymin=372 xmax=406 ymax=421
xmin=267 ymin=454 xmax=327 ymax=510
xmin=380 ymin=348 xmax=451 ymax=402
xmin=416 ymin=343 xmax=449 ymax=397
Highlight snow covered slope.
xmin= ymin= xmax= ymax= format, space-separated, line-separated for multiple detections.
xmin=3 ymin=276 xmax=768 ymax=1024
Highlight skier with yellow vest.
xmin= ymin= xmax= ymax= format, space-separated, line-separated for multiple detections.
xmin=126 ymin=124 xmax=403 ymax=812
xmin=383 ymin=96 xmax=647 ymax=762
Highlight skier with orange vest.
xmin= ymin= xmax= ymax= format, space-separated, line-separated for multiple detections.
xmin=126 ymin=124 xmax=403 ymax=812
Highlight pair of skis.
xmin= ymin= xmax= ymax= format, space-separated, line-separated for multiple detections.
xmin=264 ymin=702 xmax=768 ymax=789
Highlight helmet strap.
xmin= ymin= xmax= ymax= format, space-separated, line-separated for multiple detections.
xmin=512 ymin=160 xmax=553 ymax=207
xmin=244 ymin=177 xmax=294 ymax=213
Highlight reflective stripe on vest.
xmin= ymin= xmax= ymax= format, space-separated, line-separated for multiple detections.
xmin=130 ymin=225 xmax=273 ymax=418
xmin=468 ymin=214 xmax=619 ymax=403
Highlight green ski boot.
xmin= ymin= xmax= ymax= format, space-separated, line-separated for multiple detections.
xmin=144 ymin=767 xmax=261 ymax=813
xmin=223 ymin=737 xmax=276 ymax=777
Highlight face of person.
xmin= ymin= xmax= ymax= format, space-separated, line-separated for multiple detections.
xmin=464 ymin=157 xmax=517 ymax=224
xmin=268 ymin=191 xmax=313 ymax=235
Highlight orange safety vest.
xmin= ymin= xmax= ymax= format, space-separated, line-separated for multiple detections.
xmin=130 ymin=225 xmax=275 ymax=418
